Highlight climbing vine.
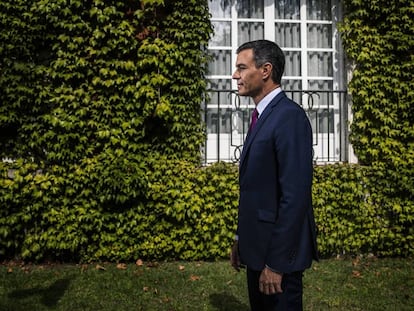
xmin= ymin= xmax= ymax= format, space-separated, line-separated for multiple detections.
xmin=0 ymin=0 xmax=212 ymax=165
xmin=339 ymin=0 xmax=414 ymax=199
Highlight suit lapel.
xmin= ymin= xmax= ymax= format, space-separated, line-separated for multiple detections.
xmin=239 ymin=92 xmax=287 ymax=170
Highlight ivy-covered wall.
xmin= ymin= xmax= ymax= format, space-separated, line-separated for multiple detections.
xmin=1 ymin=161 xmax=412 ymax=262
xmin=340 ymin=0 xmax=414 ymax=201
xmin=0 ymin=159 xmax=239 ymax=261
xmin=0 ymin=0 xmax=212 ymax=165
xmin=1 ymin=0 xmax=413 ymax=262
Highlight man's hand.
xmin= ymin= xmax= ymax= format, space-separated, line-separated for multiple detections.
xmin=230 ymin=241 xmax=241 ymax=271
xmin=259 ymin=266 xmax=283 ymax=295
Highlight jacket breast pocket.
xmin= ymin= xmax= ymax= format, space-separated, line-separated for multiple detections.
xmin=257 ymin=208 xmax=277 ymax=224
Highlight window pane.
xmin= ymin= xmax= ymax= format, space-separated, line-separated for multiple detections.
xmin=231 ymin=108 xmax=254 ymax=135
xmin=208 ymin=50 xmax=232 ymax=75
xmin=308 ymin=81 xmax=334 ymax=105
xmin=307 ymin=0 xmax=332 ymax=20
xmin=282 ymin=82 xmax=303 ymax=104
xmin=229 ymin=109 xmax=246 ymax=135
xmin=206 ymin=108 xmax=232 ymax=134
xmin=307 ymin=24 xmax=332 ymax=48
xmin=207 ymin=79 xmax=232 ymax=105
xmin=282 ymin=79 xmax=302 ymax=90
xmin=318 ymin=108 xmax=335 ymax=134
xmin=284 ymin=51 xmax=301 ymax=76
xmin=308 ymin=110 xmax=317 ymax=133
xmin=207 ymin=79 xmax=232 ymax=90
xmin=308 ymin=52 xmax=332 ymax=76
xmin=309 ymin=108 xmax=334 ymax=134
xmin=238 ymin=22 xmax=264 ymax=45
xmin=209 ymin=0 xmax=231 ymax=18
xmin=275 ymin=0 xmax=300 ymax=19
xmin=237 ymin=0 xmax=264 ymax=18
xmin=239 ymin=95 xmax=254 ymax=107
xmin=275 ymin=23 xmax=301 ymax=48
xmin=211 ymin=22 xmax=232 ymax=46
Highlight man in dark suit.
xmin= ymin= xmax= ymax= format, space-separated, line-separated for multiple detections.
xmin=230 ymin=40 xmax=318 ymax=311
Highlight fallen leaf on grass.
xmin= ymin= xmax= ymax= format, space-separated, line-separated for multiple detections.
xmin=352 ymin=257 xmax=360 ymax=267
xmin=7 ymin=268 xmax=13 ymax=273
xmin=143 ymin=287 xmax=158 ymax=294
xmin=189 ymin=274 xmax=201 ymax=281
xmin=352 ymin=270 xmax=362 ymax=278
xmin=179 ymin=265 xmax=185 ymax=271
xmin=21 ymin=266 xmax=31 ymax=273
xmin=136 ymin=259 xmax=144 ymax=266
xmin=95 ymin=264 xmax=106 ymax=271
xmin=117 ymin=263 xmax=127 ymax=270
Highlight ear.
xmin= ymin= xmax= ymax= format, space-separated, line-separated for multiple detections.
xmin=262 ymin=62 xmax=272 ymax=80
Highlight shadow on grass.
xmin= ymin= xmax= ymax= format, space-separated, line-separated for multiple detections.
xmin=210 ymin=292 xmax=249 ymax=311
xmin=8 ymin=277 xmax=72 ymax=308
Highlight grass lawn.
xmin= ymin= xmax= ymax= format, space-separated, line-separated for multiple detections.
xmin=0 ymin=257 xmax=413 ymax=310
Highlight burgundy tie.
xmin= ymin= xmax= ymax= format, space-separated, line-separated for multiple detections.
xmin=249 ymin=108 xmax=259 ymax=132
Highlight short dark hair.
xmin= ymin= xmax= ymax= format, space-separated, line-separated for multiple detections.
xmin=236 ymin=40 xmax=285 ymax=84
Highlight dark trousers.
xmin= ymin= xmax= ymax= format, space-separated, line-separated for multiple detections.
xmin=247 ymin=268 xmax=304 ymax=311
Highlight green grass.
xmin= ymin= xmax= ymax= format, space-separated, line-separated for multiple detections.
xmin=1 ymin=257 xmax=413 ymax=310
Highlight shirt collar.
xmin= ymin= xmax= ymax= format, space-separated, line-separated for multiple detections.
xmin=256 ymin=87 xmax=282 ymax=117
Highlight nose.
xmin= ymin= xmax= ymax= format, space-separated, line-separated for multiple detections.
xmin=232 ymin=70 xmax=240 ymax=80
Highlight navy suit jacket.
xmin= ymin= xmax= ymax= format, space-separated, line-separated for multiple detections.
xmin=237 ymin=91 xmax=318 ymax=273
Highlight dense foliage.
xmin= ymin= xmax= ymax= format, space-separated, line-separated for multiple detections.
xmin=313 ymin=164 xmax=413 ymax=257
xmin=0 ymin=160 xmax=239 ymax=261
xmin=0 ymin=0 xmax=212 ymax=164
xmin=340 ymin=0 xmax=414 ymax=201
xmin=1 ymin=0 xmax=413 ymax=262
xmin=1 ymin=161 xmax=412 ymax=262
